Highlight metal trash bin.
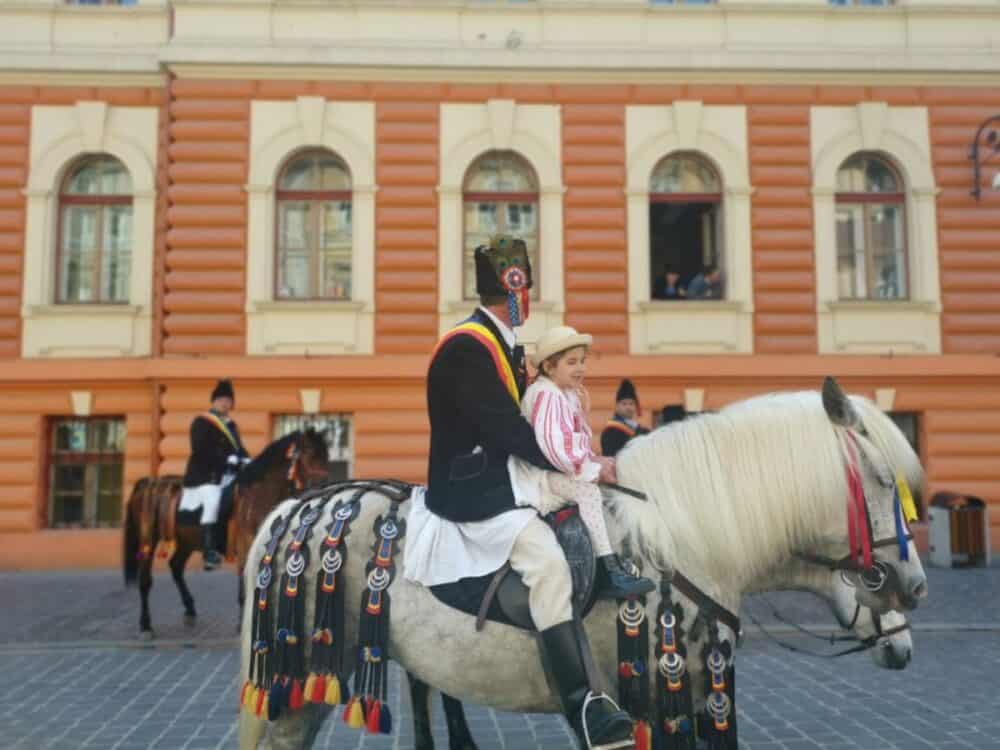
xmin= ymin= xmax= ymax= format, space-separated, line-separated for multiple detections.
xmin=927 ymin=492 xmax=991 ymax=568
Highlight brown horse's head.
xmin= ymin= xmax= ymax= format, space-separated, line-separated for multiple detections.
xmin=231 ymin=430 xmax=330 ymax=571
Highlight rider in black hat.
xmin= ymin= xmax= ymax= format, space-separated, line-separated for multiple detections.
xmin=600 ymin=378 xmax=650 ymax=458
xmin=180 ymin=379 xmax=249 ymax=570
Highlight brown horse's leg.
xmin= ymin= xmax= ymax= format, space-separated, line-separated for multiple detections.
xmin=169 ymin=543 xmax=197 ymax=624
xmin=139 ymin=555 xmax=154 ymax=637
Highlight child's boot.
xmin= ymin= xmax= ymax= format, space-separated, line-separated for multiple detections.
xmin=598 ymin=554 xmax=656 ymax=598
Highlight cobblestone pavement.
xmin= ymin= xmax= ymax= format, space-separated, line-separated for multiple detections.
xmin=2 ymin=562 xmax=998 ymax=749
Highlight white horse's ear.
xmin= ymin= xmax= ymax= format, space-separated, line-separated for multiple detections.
xmin=822 ymin=376 xmax=861 ymax=429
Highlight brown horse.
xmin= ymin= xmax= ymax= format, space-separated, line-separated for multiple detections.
xmin=123 ymin=429 xmax=330 ymax=638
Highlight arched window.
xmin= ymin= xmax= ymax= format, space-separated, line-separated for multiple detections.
xmin=648 ymin=153 xmax=724 ymax=300
xmin=57 ymin=156 xmax=132 ymax=304
xmin=462 ymin=151 xmax=540 ymax=301
xmin=835 ymin=154 xmax=906 ymax=300
xmin=275 ymin=150 xmax=352 ymax=300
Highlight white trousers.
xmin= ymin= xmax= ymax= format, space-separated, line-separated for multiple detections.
xmin=178 ymin=483 xmax=223 ymax=524
xmin=508 ymin=516 xmax=574 ymax=631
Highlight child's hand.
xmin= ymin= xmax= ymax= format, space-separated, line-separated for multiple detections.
xmin=576 ymin=385 xmax=591 ymax=414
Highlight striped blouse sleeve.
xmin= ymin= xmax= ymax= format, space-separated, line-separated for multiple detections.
xmin=530 ymin=386 xmax=602 ymax=482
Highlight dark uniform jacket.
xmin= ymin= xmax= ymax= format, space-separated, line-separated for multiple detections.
xmin=182 ymin=412 xmax=249 ymax=488
xmin=425 ymin=309 xmax=553 ymax=523
xmin=600 ymin=415 xmax=649 ymax=458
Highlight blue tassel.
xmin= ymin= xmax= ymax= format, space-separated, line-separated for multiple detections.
xmin=268 ymin=680 xmax=284 ymax=721
xmin=379 ymin=703 xmax=393 ymax=734
xmin=893 ymin=488 xmax=909 ymax=562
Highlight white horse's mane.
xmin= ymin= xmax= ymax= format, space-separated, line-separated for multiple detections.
xmin=611 ymin=390 xmax=923 ymax=591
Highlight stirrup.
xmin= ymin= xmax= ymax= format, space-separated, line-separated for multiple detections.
xmin=581 ymin=691 xmax=635 ymax=750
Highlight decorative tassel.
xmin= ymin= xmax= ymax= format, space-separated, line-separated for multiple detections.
xmin=308 ymin=674 xmax=326 ymax=704
xmin=324 ymin=676 xmax=341 ymax=706
xmin=344 ymin=697 xmax=365 ymax=728
xmin=303 ymin=674 xmax=317 ymax=703
xmin=260 ymin=693 xmax=269 ymax=721
xmin=240 ymin=681 xmax=252 ymax=710
xmin=366 ymin=700 xmax=382 ymax=734
xmin=379 ymin=703 xmax=393 ymax=735
xmin=254 ymin=687 xmax=266 ymax=717
xmin=635 ymin=720 xmax=652 ymax=750
xmin=268 ymin=680 xmax=284 ymax=720
xmin=289 ymin=678 xmax=305 ymax=711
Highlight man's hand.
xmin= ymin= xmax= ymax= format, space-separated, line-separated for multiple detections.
xmin=597 ymin=456 xmax=617 ymax=485
xmin=227 ymin=455 xmax=240 ymax=466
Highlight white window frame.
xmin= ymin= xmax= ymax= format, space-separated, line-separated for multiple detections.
xmin=438 ymin=100 xmax=564 ymax=349
xmin=246 ymin=97 xmax=376 ymax=355
xmin=811 ymin=102 xmax=941 ymax=354
xmin=22 ymin=101 xmax=157 ymax=358
xmin=626 ymin=101 xmax=753 ymax=354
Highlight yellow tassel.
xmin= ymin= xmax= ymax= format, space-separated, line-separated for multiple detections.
xmin=325 ymin=676 xmax=341 ymax=706
xmin=347 ymin=698 xmax=365 ymax=728
xmin=248 ymin=685 xmax=258 ymax=712
xmin=897 ymin=475 xmax=919 ymax=522
xmin=304 ymin=674 xmax=317 ymax=703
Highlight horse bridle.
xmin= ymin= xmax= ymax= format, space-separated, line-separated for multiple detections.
xmin=286 ymin=440 xmax=330 ymax=491
xmin=745 ymin=593 xmax=911 ymax=659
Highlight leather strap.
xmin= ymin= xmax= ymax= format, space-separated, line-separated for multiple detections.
xmin=476 ymin=562 xmax=512 ymax=632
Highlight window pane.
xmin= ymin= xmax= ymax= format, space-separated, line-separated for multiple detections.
xmin=95 ymin=463 xmax=124 ymax=525
xmin=836 ymin=155 xmax=899 ymax=193
xmin=464 ymin=152 xmax=537 ymax=193
xmin=102 ymin=205 xmax=132 ymax=302
xmin=277 ymin=201 xmax=313 ymax=298
xmin=869 ymin=204 xmax=906 ymax=299
xmin=66 ymin=157 xmax=131 ymax=195
xmin=320 ymin=201 xmax=352 ymax=299
xmin=650 ymin=154 xmax=720 ymax=194
xmin=280 ymin=152 xmax=350 ymax=192
xmin=836 ymin=204 xmax=866 ymax=299
xmin=55 ymin=420 xmax=89 ymax=453
xmin=60 ymin=206 xmax=98 ymax=302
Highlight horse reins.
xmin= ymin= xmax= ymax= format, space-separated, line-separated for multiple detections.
xmin=744 ymin=593 xmax=911 ymax=659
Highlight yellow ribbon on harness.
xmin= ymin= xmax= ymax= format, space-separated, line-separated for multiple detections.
xmin=897 ymin=475 xmax=919 ymax=522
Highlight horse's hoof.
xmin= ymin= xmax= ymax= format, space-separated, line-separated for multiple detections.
xmin=184 ymin=613 xmax=197 ymax=626
xmin=139 ymin=630 xmax=154 ymax=641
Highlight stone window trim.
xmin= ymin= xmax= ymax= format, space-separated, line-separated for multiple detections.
xmin=810 ymin=102 xmax=942 ymax=354
xmin=22 ymin=101 xmax=158 ymax=358
xmin=438 ymin=100 xmax=565 ymax=347
xmin=245 ymin=97 xmax=376 ymax=355
xmin=626 ymin=102 xmax=754 ymax=354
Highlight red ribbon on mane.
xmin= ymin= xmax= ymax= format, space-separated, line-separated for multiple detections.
xmin=843 ymin=433 xmax=873 ymax=569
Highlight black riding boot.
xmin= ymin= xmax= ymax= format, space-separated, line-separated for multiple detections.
xmin=597 ymin=554 xmax=656 ymax=599
xmin=540 ymin=621 xmax=634 ymax=748
xmin=201 ymin=524 xmax=222 ymax=571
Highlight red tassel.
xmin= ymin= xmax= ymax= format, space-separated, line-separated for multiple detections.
xmin=311 ymin=674 xmax=327 ymax=703
xmin=254 ymin=687 xmax=266 ymax=717
xmin=366 ymin=700 xmax=382 ymax=734
xmin=634 ymin=720 xmax=651 ymax=750
xmin=288 ymin=678 xmax=305 ymax=711
xmin=239 ymin=681 xmax=251 ymax=709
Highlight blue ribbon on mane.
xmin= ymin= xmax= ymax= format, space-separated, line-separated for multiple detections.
xmin=893 ymin=486 xmax=910 ymax=562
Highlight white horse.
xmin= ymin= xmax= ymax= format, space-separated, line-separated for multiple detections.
xmin=238 ymin=379 xmax=927 ymax=749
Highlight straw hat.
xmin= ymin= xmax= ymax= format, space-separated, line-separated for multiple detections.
xmin=530 ymin=326 xmax=594 ymax=368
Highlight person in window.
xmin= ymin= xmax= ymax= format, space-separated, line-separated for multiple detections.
xmin=600 ymin=379 xmax=649 ymax=457
xmin=651 ymin=264 xmax=687 ymax=300
xmin=178 ymin=379 xmax=250 ymax=570
xmin=686 ymin=264 xmax=724 ymax=299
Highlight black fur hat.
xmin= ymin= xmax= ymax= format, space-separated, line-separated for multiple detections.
xmin=474 ymin=234 xmax=533 ymax=299
xmin=210 ymin=379 xmax=235 ymax=403
xmin=615 ymin=378 xmax=638 ymax=405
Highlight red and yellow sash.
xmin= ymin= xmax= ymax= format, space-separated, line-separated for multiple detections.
xmin=604 ymin=420 xmax=636 ymax=438
xmin=432 ymin=321 xmax=519 ymax=405
xmin=203 ymin=411 xmax=240 ymax=452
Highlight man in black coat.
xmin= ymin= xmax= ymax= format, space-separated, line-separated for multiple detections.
xmin=600 ymin=378 xmax=650 ymax=457
xmin=419 ymin=235 xmax=633 ymax=748
xmin=180 ymin=379 xmax=249 ymax=570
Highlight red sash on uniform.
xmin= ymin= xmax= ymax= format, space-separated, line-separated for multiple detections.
xmin=431 ymin=322 xmax=520 ymax=405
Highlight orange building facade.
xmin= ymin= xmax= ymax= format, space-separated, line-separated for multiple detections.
xmin=1 ymin=0 xmax=999 ymax=568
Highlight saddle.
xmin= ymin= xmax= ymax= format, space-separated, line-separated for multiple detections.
xmin=429 ymin=506 xmax=603 ymax=631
